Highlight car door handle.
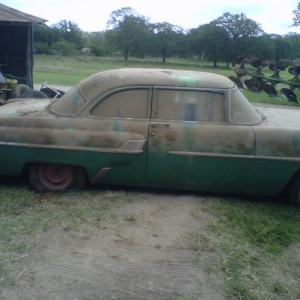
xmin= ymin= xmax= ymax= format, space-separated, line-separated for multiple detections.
xmin=151 ymin=123 xmax=170 ymax=127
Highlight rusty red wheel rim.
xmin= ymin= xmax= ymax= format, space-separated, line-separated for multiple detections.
xmin=39 ymin=164 xmax=74 ymax=190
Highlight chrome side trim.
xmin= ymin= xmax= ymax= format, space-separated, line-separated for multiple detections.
xmin=168 ymin=151 xmax=255 ymax=160
xmin=90 ymin=168 xmax=111 ymax=184
xmin=0 ymin=141 xmax=144 ymax=154
xmin=169 ymin=151 xmax=300 ymax=162
xmin=256 ymin=155 xmax=300 ymax=162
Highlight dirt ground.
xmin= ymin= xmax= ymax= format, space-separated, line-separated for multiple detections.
xmin=1 ymin=192 xmax=225 ymax=300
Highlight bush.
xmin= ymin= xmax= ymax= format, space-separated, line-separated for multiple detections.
xmin=51 ymin=41 xmax=78 ymax=56
xmin=90 ymin=45 xmax=105 ymax=57
xmin=33 ymin=42 xmax=52 ymax=55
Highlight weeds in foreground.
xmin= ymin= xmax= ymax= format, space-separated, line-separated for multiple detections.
xmin=210 ymin=198 xmax=300 ymax=254
xmin=192 ymin=197 xmax=300 ymax=300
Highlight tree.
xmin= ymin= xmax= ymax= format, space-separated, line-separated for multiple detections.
xmin=175 ymin=32 xmax=190 ymax=59
xmin=292 ymin=2 xmax=300 ymax=27
xmin=210 ymin=13 xmax=264 ymax=64
xmin=246 ymin=34 xmax=274 ymax=60
xmin=33 ymin=23 xmax=62 ymax=54
xmin=150 ymin=22 xmax=184 ymax=63
xmin=188 ymin=24 xmax=231 ymax=67
xmin=87 ymin=31 xmax=108 ymax=56
xmin=51 ymin=20 xmax=85 ymax=50
xmin=106 ymin=7 xmax=150 ymax=61
xmin=282 ymin=32 xmax=300 ymax=62
xmin=268 ymin=34 xmax=288 ymax=62
xmin=188 ymin=27 xmax=205 ymax=59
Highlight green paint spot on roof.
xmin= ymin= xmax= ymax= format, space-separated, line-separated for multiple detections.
xmin=172 ymin=76 xmax=198 ymax=87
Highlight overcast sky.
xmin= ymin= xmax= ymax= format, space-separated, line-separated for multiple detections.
xmin=2 ymin=0 xmax=300 ymax=35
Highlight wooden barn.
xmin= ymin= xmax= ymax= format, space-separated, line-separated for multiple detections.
xmin=0 ymin=3 xmax=46 ymax=90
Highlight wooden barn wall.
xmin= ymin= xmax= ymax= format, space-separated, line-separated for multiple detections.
xmin=0 ymin=22 xmax=33 ymax=88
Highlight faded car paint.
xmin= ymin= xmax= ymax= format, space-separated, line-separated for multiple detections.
xmin=147 ymin=122 xmax=255 ymax=194
xmin=0 ymin=68 xmax=300 ymax=202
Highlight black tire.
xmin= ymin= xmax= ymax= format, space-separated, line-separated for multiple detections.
xmin=11 ymin=84 xmax=31 ymax=98
xmin=289 ymin=174 xmax=300 ymax=207
xmin=29 ymin=163 xmax=86 ymax=192
xmin=21 ymin=90 xmax=48 ymax=99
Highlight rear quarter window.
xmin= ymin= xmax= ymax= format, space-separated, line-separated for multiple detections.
xmin=230 ymin=89 xmax=261 ymax=124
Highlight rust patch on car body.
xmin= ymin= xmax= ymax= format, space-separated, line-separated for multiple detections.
xmin=254 ymin=127 xmax=300 ymax=157
xmin=164 ymin=130 xmax=177 ymax=142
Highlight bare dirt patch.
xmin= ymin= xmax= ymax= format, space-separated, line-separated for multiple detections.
xmin=1 ymin=191 xmax=225 ymax=300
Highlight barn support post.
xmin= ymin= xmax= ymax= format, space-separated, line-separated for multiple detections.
xmin=26 ymin=24 xmax=34 ymax=88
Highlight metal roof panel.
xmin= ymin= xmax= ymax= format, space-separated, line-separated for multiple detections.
xmin=0 ymin=3 xmax=47 ymax=23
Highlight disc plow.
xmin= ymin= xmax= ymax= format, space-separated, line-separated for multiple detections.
xmin=230 ymin=56 xmax=300 ymax=104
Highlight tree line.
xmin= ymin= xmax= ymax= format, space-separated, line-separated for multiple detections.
xmin=33 ymin=5 xmax=300 ymax=67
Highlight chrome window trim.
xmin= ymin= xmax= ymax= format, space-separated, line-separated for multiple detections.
xmin=0 ymin=141 xmax=146 ymax=155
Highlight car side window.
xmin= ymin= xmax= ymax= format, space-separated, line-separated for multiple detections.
xmin=155 ymin=89 xmax=225 ymax=122
xmin=212 ymin=92 xmax=226 ymax=122
xmin=91 ymin=89 xmax=150 ymax=119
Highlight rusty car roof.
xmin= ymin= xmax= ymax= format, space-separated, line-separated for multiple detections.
xmin=52 ymin=68 xmax=237 ymax=116
xmin=78 ymin=68 xmax=235 ymax=101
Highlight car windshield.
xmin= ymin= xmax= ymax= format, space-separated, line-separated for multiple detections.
xmin=230 ymin=88 xmax=262 ymax=125
xmin=51 ymin=85 xmax=87 ymax=115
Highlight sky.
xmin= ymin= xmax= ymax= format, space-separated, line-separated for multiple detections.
xmin=2 ymin=0 xmax=300 ymax=35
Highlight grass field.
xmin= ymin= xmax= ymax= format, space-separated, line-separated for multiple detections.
xmin=33 ymin=54 xmax=300 ymax=107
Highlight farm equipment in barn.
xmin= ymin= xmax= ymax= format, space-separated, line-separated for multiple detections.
xmin=0 ymin=75 xmax=65 ymax=104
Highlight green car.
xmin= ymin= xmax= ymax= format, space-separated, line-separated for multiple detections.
xmin=1 ymin=68 xmax=300 ymax=205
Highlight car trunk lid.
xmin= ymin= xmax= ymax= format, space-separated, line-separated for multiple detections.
xmin=0 ymin=99 xmax=54 ymax=117
xmin=255 ymin=106 xmax=300 ymax=128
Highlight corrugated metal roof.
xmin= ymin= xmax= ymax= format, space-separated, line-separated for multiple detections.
xmin=0 ymin=3 xmax=47 ymax=23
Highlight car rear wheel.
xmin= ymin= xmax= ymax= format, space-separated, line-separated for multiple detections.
xmin=289 ymin=174 xmax=300 ymax=207
xmin=29 ymin=163 xmax=86 ymax=192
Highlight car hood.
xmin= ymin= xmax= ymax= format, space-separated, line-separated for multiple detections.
xmin=255 ymin=106 xmax=300 ymax=128
xmin=0 ymin=99 xmax=54 ymax=117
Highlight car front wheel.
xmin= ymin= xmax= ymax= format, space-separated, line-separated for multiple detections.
xmin=29 ymin=163 xmax=86 ymax=192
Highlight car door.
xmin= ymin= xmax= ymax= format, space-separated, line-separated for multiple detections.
xmin=146 ymin=87 xmax=256 ymax=194
xmin=85 ymin=87 xmax=152 ymax=186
